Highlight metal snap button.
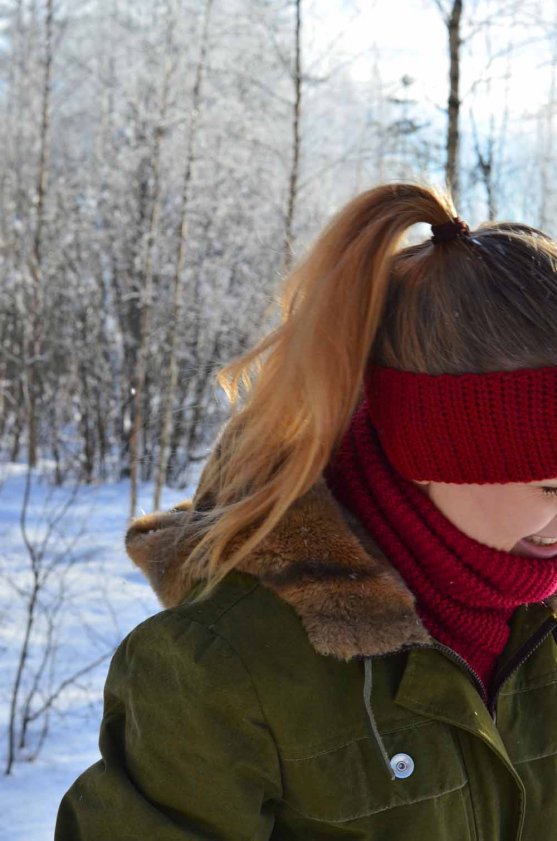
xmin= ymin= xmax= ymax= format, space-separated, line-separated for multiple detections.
xmin=390 ymin=752 xmax=414 ymax=779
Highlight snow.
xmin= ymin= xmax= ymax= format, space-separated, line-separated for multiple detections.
xmin=0 ymin=461 xmax=202 ymax=841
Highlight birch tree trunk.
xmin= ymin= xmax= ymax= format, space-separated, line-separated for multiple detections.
xmin=539 ymin=4 xmax=557 ymax=228
xmin=446 ymin=0 xmax=463 ymax=204
xmin=25 ymin=0 xmax=54 ymax=468
xmin=153 ymin=0 xmax=214 ymax=512
xmin=282 ymin=0 xmax=302 ymax=275
xmin=128 ymin=12 xmax=174 ymax=519
xmin=434 ymin=0 xmax=464 ymax=203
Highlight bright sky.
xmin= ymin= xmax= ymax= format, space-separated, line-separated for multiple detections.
xmin=307 ymin=0 xmax=554 ymax=126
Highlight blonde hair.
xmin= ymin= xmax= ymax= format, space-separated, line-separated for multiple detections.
xmin=180 ymin=179 xmax=557 ymax=603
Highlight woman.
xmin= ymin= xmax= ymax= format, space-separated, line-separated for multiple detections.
xmin=55 ymin=181 xmax=557 ymax=840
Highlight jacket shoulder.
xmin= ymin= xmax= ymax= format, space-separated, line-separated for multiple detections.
xmin=167 ymin=571 xmax=377 ymax=753
xmin=54 ymin=572 xmax=283 ymax=840
xmin=167 ymin=569 xmax=315 ymax=663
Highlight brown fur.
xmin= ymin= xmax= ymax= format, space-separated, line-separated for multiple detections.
xmin=124 ymin=478 xmax=557 ymax=662
xmin=124 ymin=479 xmax=433 ymax=661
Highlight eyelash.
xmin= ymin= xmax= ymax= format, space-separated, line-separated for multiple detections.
xmin=541 ymin=487 xmax=557 ymax=497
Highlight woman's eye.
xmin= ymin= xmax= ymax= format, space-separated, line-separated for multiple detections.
xmin=541 ymin=487 xmax=557 ymax=497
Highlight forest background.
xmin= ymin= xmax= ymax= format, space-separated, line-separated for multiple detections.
xmin=1 ymin=0 xmax=557 ymax=837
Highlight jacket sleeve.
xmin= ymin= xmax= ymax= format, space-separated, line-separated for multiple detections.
xmin=54 ymin=610 xmax=283 ymax=840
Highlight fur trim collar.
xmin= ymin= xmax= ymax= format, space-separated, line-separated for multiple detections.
xmin=125 ymin=477 xmax=434 ymax=660
xmin=124 ymin=477 xmax=557 ymax=662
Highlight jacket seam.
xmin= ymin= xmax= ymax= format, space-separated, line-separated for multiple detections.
xmin=451 ymin=728 xmax=480 ymax=841
xmin=282 ymin=778 xmax=468 ymax=823
xmin=198 ymin=575 xmax=261 ymax=626
xmin=512 ymin=748 xmax=557 ymax=765
xmin=457 ymin=781 xmax=478 ymax=841
xmin=183 ymin=611 xmax=286 ymax=799
xmin=498 ymin=674 xmax=557 ymax=695
xmin=280 ymin=719 xmax=435 ymax=762
xmin=380 ymin=718 xmax=437 ymax=736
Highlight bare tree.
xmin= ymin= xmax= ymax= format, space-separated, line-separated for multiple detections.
xmin=538 ymin=3 xmax=557 ymax=228
xmin=282 ymin=0 xmax=302 ymax=274
xmin=24 ymin=0 xmax=55 ymax=468
xmin=0 ymin=0 xmax=555 ymax=493
xmin=128 ymin=3 xmax=180 ymax=519
xmin=4 ymin=468 xmax=113 ymax=775
xmin=152 ymin=0 xmax=215 ymax=512
xmin=433 ymin=0 xmax=464 ymax=202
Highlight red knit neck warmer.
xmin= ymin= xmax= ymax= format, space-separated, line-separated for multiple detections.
xmin=323 ymin=399 xmax=557 ymax=698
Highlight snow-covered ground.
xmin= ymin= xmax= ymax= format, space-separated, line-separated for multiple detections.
xmin=0 ymin=461 xmax=202 ymax=841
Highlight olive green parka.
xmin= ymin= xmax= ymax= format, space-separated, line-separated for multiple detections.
xmin=54 ymin=476 xmax=557 ymax=840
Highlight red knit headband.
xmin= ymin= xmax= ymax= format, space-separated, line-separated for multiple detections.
xmin=363 ymin=364 xmax=557 ymax=483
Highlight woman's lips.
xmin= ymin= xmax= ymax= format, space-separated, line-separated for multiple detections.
xmin=514 ymin=537 xmax=557 ymax=559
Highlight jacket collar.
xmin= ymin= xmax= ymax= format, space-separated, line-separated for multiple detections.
xmin=125 ymin=476 xmax=557 ymax=662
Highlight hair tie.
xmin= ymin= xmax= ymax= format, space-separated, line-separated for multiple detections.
xmin=431 ymin=216 xmax=471 ymax=244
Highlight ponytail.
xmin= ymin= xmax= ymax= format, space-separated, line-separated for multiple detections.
xmin=178 ymin=180 xmax=461 ymax=602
